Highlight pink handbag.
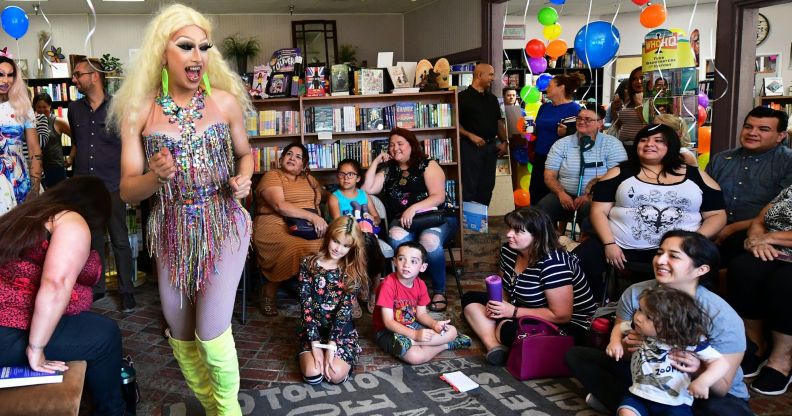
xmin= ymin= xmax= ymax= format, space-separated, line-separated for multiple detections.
xmin=506 ymin=316 xmax=574 ymax=380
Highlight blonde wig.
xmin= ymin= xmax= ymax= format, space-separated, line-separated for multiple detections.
xmin=0 ymin=57 xmax=33 ymax=124
xmin=108 ymin=3 xmax=252 ymax=134
xmin=654 ymin=113 xmax=692 ymax=148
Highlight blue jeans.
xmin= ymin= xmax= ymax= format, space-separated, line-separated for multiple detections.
xmin=619 ymin=392 xmax=692 ymax=416
xmin=0 ymin=312 xmax=125 ymax=415
xmin=389 ymin=215 xmax=458 ymax=294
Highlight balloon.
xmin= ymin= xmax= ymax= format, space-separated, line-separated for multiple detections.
xmin=516 ymin=117 xmax=526 ymax=133
xmin=698 ymin=126 xmax=711 ymax=154
xmin=536 ymin=73 xmax=553 ymax=91
xmin=697 ymin=105 xmax=707 ymax=127
xmin=697 ymin=92 xmax=709 ymax=108
xmin=543 ymin=23 xmax=562 ymax=40
xmin=632 ymin=0 xmax=650 ymax=5
xmin=525 ymin=38 xmax=547 ymax=59
xmin=528 ymin=56 xmax=548 ymax=73
xmin=524 ymin=102 xmax=541 ymax=118
xmin=521 ymin=85 xmax=542 ymax=103
xmin=573 ymin=21 xmax=621 ymax=69
xmin=697 ymin=152 xmax=710 ymax=170
xmin=537 ymin=7 xmax=559 ymax=26
xmin=550 ymin=0 xmax=566 ymax=4
xmin=640 ymin=4 xmax=667 ymax=29
xmin=526 ymin=162 xmax=533 ymax=174
xmin=546 ymin=39 xmax=568 ymax=59
xmin=1 ymin=6 xmax=29 ymax=40
xmin=520 ymin=174 xmax=531 ymax=191
xmin=514 ymin=189 xmax=531 ymax=207
xmin=513 ymin=147 xmax=529 ymax=165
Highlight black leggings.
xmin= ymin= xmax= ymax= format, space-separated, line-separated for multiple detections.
xmin=461 ymin=291 xmax=587 ymax=346
xmin=727 ymin=252 xmax=792 ymax=335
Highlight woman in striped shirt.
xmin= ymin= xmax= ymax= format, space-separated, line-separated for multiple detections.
xmin=462 ymin=207 xmax=596 ymax=365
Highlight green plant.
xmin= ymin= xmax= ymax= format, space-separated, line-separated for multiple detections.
xmin=100 ymin=53 xmax=123 ymax=75
xmin=338 ymin=44 xmax=358 ymax=65
xmin=222 ymin=34 xmax=260 ymax=59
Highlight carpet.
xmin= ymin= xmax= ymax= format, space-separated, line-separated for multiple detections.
xmin=162 ymin=356 xmax=604 ymax=415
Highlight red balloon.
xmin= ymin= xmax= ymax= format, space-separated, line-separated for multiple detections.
xmin=632 ymin=0 xmax=650 ymax=5
xmin=640 ymin=4 xmax=667 ymax=28
xmin=514 ymin=189 xmax=531 ymax=207
xmin=697 ymin=105 xmax=707 ymax=127
xmin=525 ymin=38 xmax=547 ymax=59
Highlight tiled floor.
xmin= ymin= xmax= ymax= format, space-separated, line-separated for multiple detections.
xmin=91 ymin=274 xmax=792 ymax=415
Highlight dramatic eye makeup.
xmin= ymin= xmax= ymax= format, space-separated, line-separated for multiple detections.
xmin=175 ymin=42 xmax=213 ymax=52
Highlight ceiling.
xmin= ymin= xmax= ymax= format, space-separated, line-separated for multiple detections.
xmin=3 ymin=0 xmax=441 ymax=15
xmin=506 ymin=0 xmax=717 ymax=16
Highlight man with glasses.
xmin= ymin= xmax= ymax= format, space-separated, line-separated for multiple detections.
xmin=537 ymin=104 xmax=627 ymax=232
xmin=68 ymin=57 xmax=137 ymax=312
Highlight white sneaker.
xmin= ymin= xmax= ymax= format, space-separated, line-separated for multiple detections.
xmin=585 ymin=393 xmax=609 ymax=413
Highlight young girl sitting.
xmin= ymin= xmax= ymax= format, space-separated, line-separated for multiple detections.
xmin=606 ymin=286 xmax=730 ymax=416
xmin=329 ymin=158 xmax=385 ymax=314
xmin=297 ymin=216 xmax=368 ymax=385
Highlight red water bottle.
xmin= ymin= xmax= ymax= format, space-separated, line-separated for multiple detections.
xmin=589 ymin=317 xmax=611 ymax=350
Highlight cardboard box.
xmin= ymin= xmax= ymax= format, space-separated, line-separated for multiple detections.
xmin=463 ymin=201 xmax=488 ymax=233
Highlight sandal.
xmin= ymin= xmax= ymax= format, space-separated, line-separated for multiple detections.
xmin=259 ymin=292 xmax=278 ymax=317
xmin=428 ymin=293 xmax=448 ymax=312
xmin=352 ymin=297 xmax=363 ymax=319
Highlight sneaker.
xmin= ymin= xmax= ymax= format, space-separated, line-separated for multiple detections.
xmin=121 ymin=294 xmax=136 ymax=313
xmin=585 ymin=393 xmax=609 ymax=413
xmin=750 ymin=366 xmax=792 ymax=396
xmin=448 ymin=334 xmax=472 ymax=350
xmin=485 ymin=346 xmax=508 ymax=365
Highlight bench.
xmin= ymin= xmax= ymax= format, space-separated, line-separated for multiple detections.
xmin=0 ymin=361 xmax=86 ymax=416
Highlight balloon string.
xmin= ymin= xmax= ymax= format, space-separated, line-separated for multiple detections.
xmin=39 ymin=5 xmax=55 ymax=71
xmin=83 ymin=0 xmax=113 ymax=74
xmin=580 ymin=0 xmax=594 ymax=102
xmin=501 ymin=8 xmax=509 ymax=81
xmin=707 ymin=0 xmax=728 ymax=103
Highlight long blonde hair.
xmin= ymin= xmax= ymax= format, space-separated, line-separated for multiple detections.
xmin=306 ymin=216 xmax=368 ymax=294
xmin=0 ymin=57 xmax=32 ymax=124
xmin=654 ymin=113 xmax=692 ymax=148
xmin=107 ymin=3 xmax=252 ymax=134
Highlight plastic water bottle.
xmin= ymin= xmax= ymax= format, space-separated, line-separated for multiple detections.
xmin=589 ymin=317 xmax=611 ymax=350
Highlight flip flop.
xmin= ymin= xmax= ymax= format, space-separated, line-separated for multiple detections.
xmin=428 ymin=293 xmax=448 ymax=312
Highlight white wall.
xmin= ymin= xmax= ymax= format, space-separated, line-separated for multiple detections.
xmin=756 ymin=3 xmax=792 ymax=96
xmin=1 ymin=13 xmax=404 ymax=77
xmin=404 ymin=0 xmax=481 ymax=61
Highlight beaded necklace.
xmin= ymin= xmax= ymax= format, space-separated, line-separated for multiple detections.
xmin=155 ymin=88 xmax=205 ymax=139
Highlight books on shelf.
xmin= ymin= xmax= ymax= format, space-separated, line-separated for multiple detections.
xmin=0 ymin=365 xmax=63 ymax=389
xmin=251 ymin=146 xmax=283 ymax=173
xmin=252 ymin=110 xmax=300 ymax=136
xmin=301 ymin=137 xmax=454 ymax=170
xmin=303 ymin=102 xmax=453 ymax=133
xmin=28 ymin=82 xmax=82 ymax=102
xmin=422 ymin=137 xmax=454 ymax=164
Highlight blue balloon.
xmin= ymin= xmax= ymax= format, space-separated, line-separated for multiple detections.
xmin=573 ymin=21 xmax=621 ymax=69
xmin=550 ymin=0 xmax=566 ymax=4
xmin=536 ymin=73 xmax=553 ymax=92
xmin=1 ymin=6 xmax=29 ymax=40
xmin=513 ymin=147 xmax=529 ymax=165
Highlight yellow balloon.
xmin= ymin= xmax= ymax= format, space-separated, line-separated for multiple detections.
xmin=520 ymin=174 xmax=531 ymax=191
xmin=697 ymin=152 xmax=710 ymax=170
xmin=543 ymin=23 xmax=562 ymax=40
xmin=524 ymin=101 xmax=541 ymax=118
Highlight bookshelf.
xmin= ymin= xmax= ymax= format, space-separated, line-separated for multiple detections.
xmin=249 ymin=90 xmax=464 ymax=259
xmin=755 ymin=96 xmax=792 ymax=117
xmin=503 ymin=48 xmax=604 ymax=101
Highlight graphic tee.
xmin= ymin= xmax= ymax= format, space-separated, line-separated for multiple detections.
xmin=372 ymin=272 xmax=430 ymax=333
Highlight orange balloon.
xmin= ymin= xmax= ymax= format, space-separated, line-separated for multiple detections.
xmin=546 ymin=39 xmax=568 ymax=59
xmin=697 ymin=126 xmax=711 ymax=154
xmin=516 ymin=117 xmax=526 ymax=133
xmin=514 ymin=189 xmax=531 ymax=207
xmin=640 ymin=4 xmax=667 ymax=28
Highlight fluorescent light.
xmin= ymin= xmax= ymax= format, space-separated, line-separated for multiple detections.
xmin=3 ymin=0 xmax=47 ymax=2
xmin=102 ymin=0 xmax=145 ymax=2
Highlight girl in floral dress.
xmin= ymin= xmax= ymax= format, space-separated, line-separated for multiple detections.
xmin=298 ymin=216 xmax=368 ymax=385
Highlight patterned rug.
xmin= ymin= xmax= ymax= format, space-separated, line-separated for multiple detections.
xmin=161 ymin=356 xmax=603 ymax=415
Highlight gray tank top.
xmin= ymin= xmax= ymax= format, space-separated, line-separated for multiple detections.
xmin=41 ymin=115 xmax=65 ymax=167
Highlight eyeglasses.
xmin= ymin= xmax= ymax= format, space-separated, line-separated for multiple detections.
xmin=336 ymin=172 xmax=358 ymax=179
xmin=575 ymin=117 xmax=601 ymax=124
xmin=71 ymin=71 xmax=95 ymax=79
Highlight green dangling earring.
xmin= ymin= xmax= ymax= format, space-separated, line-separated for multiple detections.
xmin=161 ymin=67 xmax=169 ymax=96
xmin=202 ymin=72 xmax=211 ymax=95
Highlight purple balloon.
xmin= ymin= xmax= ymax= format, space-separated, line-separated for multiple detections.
xmin=528 ymin=57 xmax=548 ymax=74
xmin=697 ymin=91 xmax=709 ymax=108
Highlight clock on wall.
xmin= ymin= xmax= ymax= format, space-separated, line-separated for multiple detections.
xmin=756 ymin=13 xmax=769 ymax=46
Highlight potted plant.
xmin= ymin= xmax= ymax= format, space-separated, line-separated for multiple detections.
xmin=337 ymin=44 xmax=358 ymax=66
xmin=222 ymin=34 xmax=260 ymax=75
xmin=100 ymin=53 xmax=123 ymax=76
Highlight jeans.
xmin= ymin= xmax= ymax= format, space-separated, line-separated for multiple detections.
xmin=42 ymin=165 xmax=67 ymax=189
xmin=91 ymin=191 xmax=135 ymax=296
xmin=389 ymin=215 xmax=458 ymax=294
xmin=566 ymin=346 xmax=754 ymax=416
xmin=0 ymin=312 xmax=125 ymax=415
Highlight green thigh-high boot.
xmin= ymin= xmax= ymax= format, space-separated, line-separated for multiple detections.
xmin=168 ymin=337 xmax=218 ymax=416
xmin=196 ymin=327 xmax=242 ymax=416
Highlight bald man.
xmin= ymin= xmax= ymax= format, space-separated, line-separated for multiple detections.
xmin=458 ymin=63 xmax=507 ymax=205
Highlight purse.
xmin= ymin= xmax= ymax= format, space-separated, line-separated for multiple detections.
xmin=506 ymin=316 xmax=574 ymax=380
xmin=407 ymin=209 xmax=448 ymax=232
xmin=285 ymin=208 xmax=320 ymax=240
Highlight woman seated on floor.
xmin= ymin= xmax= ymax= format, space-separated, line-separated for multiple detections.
xmin=0 ymin=177 xmax=125 ymax=415
xmin=572 ymin=124 xmax=726 ymax=301
xmin=727 ymin=184 xmax=792 ymax=396
xmin=462 ymin=207 xmax=597 ymax=365
xmin=567 ymin=230 xmax=752 ymax=416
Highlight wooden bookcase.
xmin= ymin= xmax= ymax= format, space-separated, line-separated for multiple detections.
xmin=249 ymin=90 xmax=464 ymax=259
xmin=755 ymin=95 xmax=792 ymax=117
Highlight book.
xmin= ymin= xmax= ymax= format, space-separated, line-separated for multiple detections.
xmin=252 ymin=65 xmax=271 ymax=96
xmin=439 ymin=371 xmax=479 ymax=392
xmin=387 ymin=66 xmax=411 ymax=89
xmin=360 ymin=68 xmax=384 ymax=95
xmin=267 ymin=48 xmax=301 ymax=73
xmin=331 ymin=64 xmax=350 ymax=96
xmin=764 ymin=77 xmax=784 ymax=96
xmin=0 ymin=365 xmax=63 ymax=389
xmin=305 ymin=66 xmax=327 ymax=97
xmin=266 ymin=72 xmax=291 ymax=98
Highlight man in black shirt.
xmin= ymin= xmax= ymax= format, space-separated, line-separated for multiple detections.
xmin=458 ymin=63 xmax=507 ymax=205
